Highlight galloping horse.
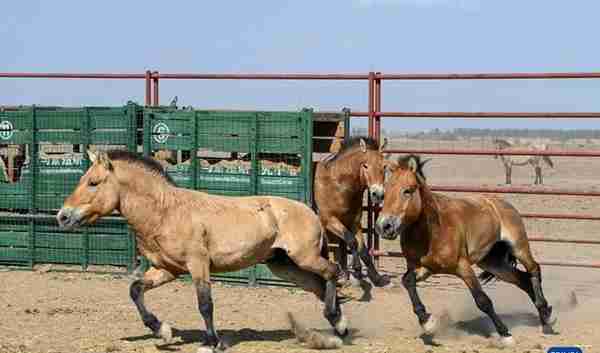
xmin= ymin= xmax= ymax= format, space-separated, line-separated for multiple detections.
xmin=376 ymin=155 xmax=556 ymax=347
xmin=314 ymin=137 xmax=390 ymax=287
xmin=57 ymin=150 xmax=348 ymax=352
xmin=493 ymin=138 xmax=554 ymax=185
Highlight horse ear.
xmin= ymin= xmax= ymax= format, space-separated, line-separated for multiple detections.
xmin=379 ymin=137 xmax=388 ymax=153
xmin=87 ymin=149 xmax=98 ymax=163
xmin=97 ymin=152 xmax=113 ymax=171
xmin=408 ymin=156 xmax=418 ymax=173
xmin=360 ymin=138 xmax=367 ymax=153
xmin=384 ymin=160 xmax=398 ymax=182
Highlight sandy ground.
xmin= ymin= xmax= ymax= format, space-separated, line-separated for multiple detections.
xmin=0 ymin=268 xmax=597 ymax=353
xmin=1 ymin=137 xmax=599 ymax=353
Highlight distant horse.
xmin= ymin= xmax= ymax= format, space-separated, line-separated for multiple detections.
xmin=57 ymin=150 xmax=348 ymax=352
xmin=376 ymin=155 xmax=556 ymax=348
xmin=493 ymin=138 xmax=554 ymax=185
xmin=314 ymin=137 xmax=390 ymax=287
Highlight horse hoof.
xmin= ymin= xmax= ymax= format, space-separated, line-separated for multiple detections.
xmin=546 ymin=311 xmax=558 ymax=326
xmin=159 ymin=322 xmax=173 ymax=344
xmin=372 ymin=275 xmax=392 ymax=288
xmin=496 ymin=335 xmax=516 ymax=348
xmin=421 ymin=314 xmax=438 ymax=335
xmin=334 ymin=313 xmax=349 ymax=337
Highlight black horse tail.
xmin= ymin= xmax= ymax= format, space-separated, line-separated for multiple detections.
xmin=479 ymin=241 xmax=518 ymax=285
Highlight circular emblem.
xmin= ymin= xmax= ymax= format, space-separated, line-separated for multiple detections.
xmin=0 ymin=120 xmax=14 ymax=140
xmin=152 ymin=122 xmax=170 ymax=144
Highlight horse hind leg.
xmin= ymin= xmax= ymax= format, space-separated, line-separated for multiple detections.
xmin=495 ymin=220 xmax=556 ymax=332
xmin=283 ymin=247 xmax=349 ymax=337
xmin=129 ymin=267 xmax=176 ymax=343
xmin=511 ymin=240 xmax=556 ymax=331
xmin=456 ymin=259 xmax=515 ymax=348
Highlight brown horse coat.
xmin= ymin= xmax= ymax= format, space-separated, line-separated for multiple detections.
xmin=376 ymin=154 xmax=556 ymax=347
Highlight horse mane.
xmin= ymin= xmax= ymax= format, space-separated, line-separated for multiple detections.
xmin=493 ymin=138 xmax=513 ymax=149
xmin=326 ymin=136 xmax=379 ymax=164
xmin=396 ymin=154 xmax=428 ymax=182
xmin=396 ymin=154 xmax=440 ymax=235
xmin=106 ymin=150 xmax=176 ymax=186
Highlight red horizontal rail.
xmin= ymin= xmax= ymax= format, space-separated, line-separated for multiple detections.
xmin=430 ymin=185 xmax=600 ymax=197
xmin=361 ymin=229 xmax=600 ymax=245
xmin=369 ymin=250 xmax=600 ymax=269
xmin=362 ymin=207 xmax=599 ymax=220
xmin=4 ymin=71 xmax=600 ymax=81
xmin=153 ymin=73 xmax=369 ymax=80
xmin=376 ymin=72 xmax=600 ymax=80
xmin=527 ymin=237 xmax=600 ymax=244
xmin=0 ymin=72 xmax=146 ymax=79
xmin=384 ymin=148 xmax=600 ymax=157
xmin=351 ymin=111 xmax=600 ymax=118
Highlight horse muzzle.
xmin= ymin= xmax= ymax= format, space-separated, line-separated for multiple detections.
xmin=56 ymin=207 xmax=86 ymax=231
xmin=375 ymin=215 xmax=403 ymax=240
xmin=369 ymin=184 xmax=385 ymax=205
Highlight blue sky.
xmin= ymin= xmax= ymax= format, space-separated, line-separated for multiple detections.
xmin=2 ymin=0 xmax=600 ymax=132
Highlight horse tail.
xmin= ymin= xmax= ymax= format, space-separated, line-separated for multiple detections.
xmin=479 ymin=241 xmax=518 ymax=285
xmin=542 ymin=155 xmax=554 ymax=168
xmin=286 ymin=312 xmax=342 ymax=349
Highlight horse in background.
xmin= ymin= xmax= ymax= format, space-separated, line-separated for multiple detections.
xmin=376 ymin=154 xmax=557 ymax=348
xmin=57 ymin=150 xmax=349 ymax=352
xmin=314 ymin=136 xmax=390 ymax=287
xmin=493 ymin=138 xmax=554 ymax=185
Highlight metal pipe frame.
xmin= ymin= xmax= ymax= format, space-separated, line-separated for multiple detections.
xmin=3 ymin=70 xmax=600 ymax=270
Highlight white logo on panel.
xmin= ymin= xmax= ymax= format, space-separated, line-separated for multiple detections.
xmin=152 ymin=122 xmax=170 ymax=143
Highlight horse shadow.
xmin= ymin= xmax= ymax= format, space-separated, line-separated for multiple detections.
xmin=122 ymin=327 xmax=363 ymax=350
xmin=420 ymin=311 xmax=558 ymax=346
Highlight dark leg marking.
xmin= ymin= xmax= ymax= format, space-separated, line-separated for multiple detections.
xmin=130 ymin=280 xmax=161 ymax=334
xmin=196 ymin=281 xmax=225 ymax=350
xmin=402 ymin=270 xmax=431 ymax=326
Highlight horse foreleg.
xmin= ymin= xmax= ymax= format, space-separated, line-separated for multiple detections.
xmin=506 ymin=165 xmax=512 ymax=185
xmin=129 ymin=267 xmax=176 ymax=343
xmin=402 ymin=265 xmax=435 ymax=334
xmin=456 ymin=260 xmax=514 ymax=347
xmin=325 ymin=220 xmax=361 ymax=284
xmin=356 ymin=235 xmax=390 ymax=287
xmin=190 ymin=260 xmax=226 ymax=352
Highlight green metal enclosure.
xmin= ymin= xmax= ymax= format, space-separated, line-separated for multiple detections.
xmin=0 ymin=104 xmax=317 ymax=285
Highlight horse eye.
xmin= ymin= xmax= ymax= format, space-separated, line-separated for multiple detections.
xmin=362 ymin=164 xmax=369 ymax=169
xmin=88 ymin=180 xmax=100 ymax=187
xmin=403 ymin=188 xmax=413 ymax=196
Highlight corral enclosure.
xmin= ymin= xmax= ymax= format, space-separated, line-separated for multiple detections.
xmin=0 ymin=104 xmax=347 ymax=284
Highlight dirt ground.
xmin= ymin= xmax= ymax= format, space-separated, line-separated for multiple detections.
xmin=0 ymin=268 xmax=597 ymax=353
xmin=2 ymin=137 xmax=599 ymax=353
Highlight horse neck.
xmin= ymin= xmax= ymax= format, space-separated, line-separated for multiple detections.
xmin=413 ymin=185 xmax=441 ymax=241
xmin=327 ymin=151 xmax=366 ymax=192
xmin=115 ymin=167 xmax=179 ymax=237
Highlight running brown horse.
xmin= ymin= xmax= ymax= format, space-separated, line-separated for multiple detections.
xmin=314 ymin=136 xmax=390 ymax=287
xmin=376 ymin=154 xmax=556 ymax=347
xmin=57 ymin=150 xmax=348 ymax=352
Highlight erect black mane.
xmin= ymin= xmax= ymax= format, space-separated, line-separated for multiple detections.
xmin=105 ymin=149 xmax=176 ymax=185
xmin=396 ymin=154 xmax=429 ymax=182
xmin=327 ymin=136 xmax=379 ymax=163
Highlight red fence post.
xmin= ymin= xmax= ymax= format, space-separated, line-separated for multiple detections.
xmin=152 ymin=71 xmax=159 ymax=106
xmin=145 ymin=70 xmax=151 ymax=106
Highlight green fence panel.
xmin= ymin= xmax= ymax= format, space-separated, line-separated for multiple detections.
xmin=0 ymin=104 xmax=312 ymax=285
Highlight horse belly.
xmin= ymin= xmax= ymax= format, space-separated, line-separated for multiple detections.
xmin=208 ymin=215 xmax=279 ymax=273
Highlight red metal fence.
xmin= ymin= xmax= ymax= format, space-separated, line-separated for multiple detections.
xmin=2 ymin=70 xmax=599 ymax=269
